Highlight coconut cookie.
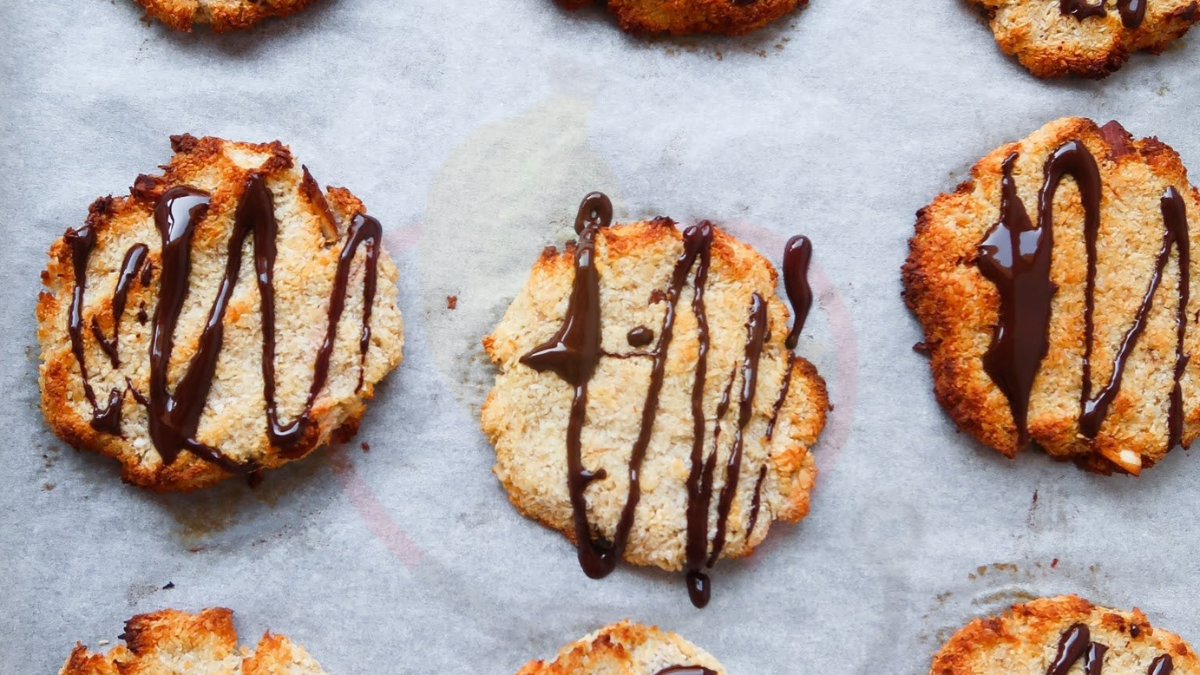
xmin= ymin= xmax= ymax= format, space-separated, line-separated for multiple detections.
xmin=132 ymin=0 xmax=320 ymax=32
xmin=969 ymin=0 xmax=1200 ymax=78
xmin=37 ymin=134 xmax=403 ymax=491
xmin=518 ymin=620 xmax=727 ymax=675
xmin=555 ymin=0 xmax=806 ymax=36
xmin=904 ymin=118 xmax=1200 ymax=476
xmin=930 ymin=596 xmax=1197 ymax=675
xmin=482 ymin=193 xmax=827 ymax=607
xmin=60 ymin=608 xmax=330 ymax=675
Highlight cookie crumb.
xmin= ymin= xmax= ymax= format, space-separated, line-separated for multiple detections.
xmin=361 ymin=442 xmax=370 ymax=452
xmin=446 ymin=295 xmax=457 ymax=310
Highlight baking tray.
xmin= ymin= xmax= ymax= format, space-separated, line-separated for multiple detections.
xmin=2 ymin=1 xmax=1198 ymax=672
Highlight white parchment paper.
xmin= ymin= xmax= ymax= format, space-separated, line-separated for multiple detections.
xmin=3 ymin=1 xmax=1199 ymax=673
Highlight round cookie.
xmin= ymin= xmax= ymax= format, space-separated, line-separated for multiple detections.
xmin=132 ymin=0 xmax=320 ymax=32
xmin=37 ymin=134 xmax=404 ymax=491
xmin=59 ymin=608 xmax=329 ymax=675
xmin=904 ymin=118 xmax=1200 ymax=475
xmin=555 ymin=0 xmax=807 ymax=36
xmin=518 ymin=620 xmax=728 ymax=675
xmin=482 ymin=193 xmax=827 ymax=606
xmin=930 ymin=596 xmax=1197 ymax=675
xmin=968 ymin=0 xmax=1200 ymax=78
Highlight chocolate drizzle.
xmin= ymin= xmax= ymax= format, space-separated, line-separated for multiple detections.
xmin=1047 ymin=624 xmax=1094 ymax=675
xmin=627 ymin=326 xmax=655 ymax=347
xmin=92 ymin=244 xmax=148 ymax=367
xmin=656 ymin=667 xmax=717 ymax=675
xmin=521 ymin=192 xmax=612 ymax=578
xmin=1148 ymin=655 xmax=1175 ymax=675
xmin=1045 ymin=623 xmax=1173 ymax=675
xmin=65 ymin=224 xmax=123 ymax=434
xmin=976 ymin=153 xmax=1057 ymax=447
xmin=1060 ymin=0 xmax=1147 ymax=28
xmin=976 ymin=140 xmax=1190 ymax=455
xmin=707 ymin=293 xmax=768 ymax=567
xmin=766 ymin=234 xmax=815 ymax=440
xmin=525 ymin=194 xmax=795 ymax=607
xmin=65 ymin=172 xmax=383 ymax=475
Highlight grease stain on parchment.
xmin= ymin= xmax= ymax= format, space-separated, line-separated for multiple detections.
xmin=420 ymin=95 xmax=620 ymax=413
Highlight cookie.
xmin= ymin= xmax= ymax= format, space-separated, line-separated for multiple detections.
xmin=969 ymin=0 xmax=1200 ymax=78
xmin=555 ymin=0 xmax=806 ymax=36
xmin=59 ymin=608 xmax=329 ymax=675
xmin=904 ymin=118 xmax=1200 ymax=475
xmin=482 ymin=193 xmax=827 ymax=606
xmin=37 ymin=134 xmax=404 ymax=491
xmin=132 ymin=0 xmax=319 ymax=32
xmin=930 ymin=595 xmax=1197 ymax=675
xmin=517 ymin=620 xmax=727 ymax=675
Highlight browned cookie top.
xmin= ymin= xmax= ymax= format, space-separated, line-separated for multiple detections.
xmin=931 ymin=596 xmax=1197 ymax=675
xmin=905 ymin=117 xmax=1200 ymax=475
xmin=132 ymin=0 xmax=321 ymax=32
xmin=483 ymin=193 xmax=827 ymax=606
xmin=969 ymin=0 xmax=1199 ymax=78
xmin=554 ymin=0 xmax=807 ymax=35
xmin=517 ymin=620 xmax=727 ymax=675
xmin=59 ymin=608 xmax=329 ymax=675
xmin=38 ymin=135 xmax=404 ymax=491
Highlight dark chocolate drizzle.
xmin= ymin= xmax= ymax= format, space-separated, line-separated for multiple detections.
xmin=976 ymin=152 xmax=1057 ymax=447
xmin=66 ymin=172 xmax=382 ymax=475
xmin=976 ymin=142 xmax=1190 ymax=455
xmin=92 ymin=243 xmax=148 ymax=367
xmin=521 ymin=192 xmax=613 ymax=578
xmin=1048 ymin=624 xmax=1093 ymax=675
xmin=65 ymin=224 xmax=123 ymax=434
xmin=1060 ymin=0 xmax=1147 ymax=28
xmin=1148 ymin=655 xmax=1175 ymax=675
xmin=656 ymin=667 xmax=717 ymax=675
xmin=627 ymin=325 xmax=655 ymax=347
xmin=766 ymin=234 xmax=815 ymax=440
xmin=707 ymin=293 xmax=768 ymax=567
xmin=525 ymin=194 xmax=787 ymax=608
xmin=1045 ymin=623 xmax=1174 ymax=675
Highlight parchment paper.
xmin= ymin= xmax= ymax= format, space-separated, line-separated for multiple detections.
xmin=3 ymin=1 xmax=1199 ymax=673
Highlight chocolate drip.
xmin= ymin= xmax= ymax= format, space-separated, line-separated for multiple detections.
xmin=783 ymin=235 xmax=814 ymax=350
xmin=1061 ymin=0 xmax=1147 ymax=28
xmin=92 ymin=244 xmax=148 ymax=367
xmin=746 ymin=464 xmax=768 ymax=537
xmin=1086 ymin=643 xmax=1109 ymax=675
xmin=1048 ymin=624 xmax=1091 ymax=675
xmin=680 ymin=221 xmax=716 ymax=608
xmin=977 ymin=153 xmax=1056 ymax=447
xmin=1119 ymin=0 xmax=1147 ymax=28
xmin=688 ymin=363 xmax=735 ymax=608
xmin=63 ymin=172 xmax=385 ymax=475
xmin=147 ymin=185 xmax=243 ymax=469
xmin=1080 ymin=183 xmax=1188 ymax=438
xmin=656 ymin=667 xmax=716 ymax=675
xmin=1162 ymin=187 xmax=1191 ymax=449
xmin=65 ymin=224 xmax=123 ymax=433
xmin=767 ymin=234 xmax=815 ymax=440
xmin=521 ymin=192 xmax=612 ymax=578
xmin=707 ymin=293 xmax=768 ymax=567
xmin=1149 ymin=655 xmax=1174 ymax=675
xmin=627 ymin=326 xmax=655 ymax=347
xmin=258 ymin=172 xmax=382 ymax=454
